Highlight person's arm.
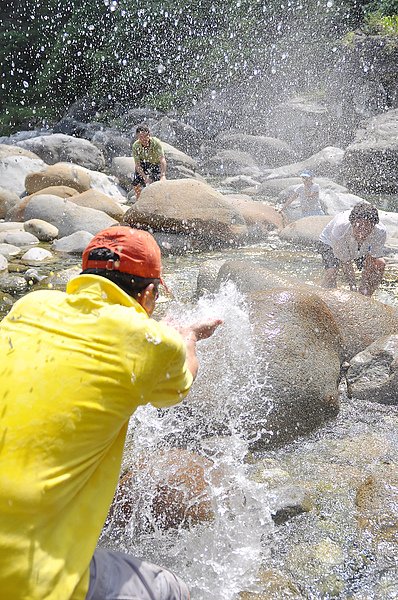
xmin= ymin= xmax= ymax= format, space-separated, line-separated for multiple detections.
xmin=174 ymin=318 xmax=223 ymax=381
xmin=281 ymin=189 xmax=298 ymax=211
xmin=159 ymin=155 xmax=167 ymax=180
xmin=341 ymin=261 xmax=357 ymax=291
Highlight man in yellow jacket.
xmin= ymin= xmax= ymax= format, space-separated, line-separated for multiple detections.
xmin=0 ymin=225 xmax=222 ymax=600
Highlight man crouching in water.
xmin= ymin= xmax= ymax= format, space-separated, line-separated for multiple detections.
xmin=0 ymin=225 xmax=222 ymax=600
xmin=318 ymin=203 xmax=386 ymax=296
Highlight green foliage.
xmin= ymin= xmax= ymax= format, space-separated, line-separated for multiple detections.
xmin=1 ymin=0 xmax=396 ymax=134
xmin=364 ymin=12 xmax=398 ymax=35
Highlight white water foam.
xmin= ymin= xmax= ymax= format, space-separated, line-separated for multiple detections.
xmin=101 ymin=282 xmax=274 ymax=599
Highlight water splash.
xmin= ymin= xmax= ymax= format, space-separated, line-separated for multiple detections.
xmin=101 ymin=282 xmax=274 ymax=599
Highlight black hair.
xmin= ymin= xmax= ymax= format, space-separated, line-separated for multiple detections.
xmin=81 ymin=248 xmax=159 ymax=299
xmin=136 ymin=124 xmax=150 ymax=134
xmin=349 ymin=203 xmax=379 ymax=225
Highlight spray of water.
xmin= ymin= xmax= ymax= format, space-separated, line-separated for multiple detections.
xmin=100 ymin=281 xmax=275 ymax=599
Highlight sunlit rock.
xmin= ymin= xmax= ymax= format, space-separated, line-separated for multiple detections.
xmin=342 ymin=108 xmax=398 ymax=194
xmin=221 ymin=195 xmax=283 ymax=239
xmin=215 ymin=132 xmax=297 ymax=168
xmin=0 ymin=155 xmax=46 ymax=196
xmin=107 ymin=448 xmax=219 ymax=532
xmin=53 ymin=231 xmax=94 ymax=254
xmin=0 ymin=222 xmax=24 ymax=232
xmin=0 ymin=243 xmax=21 ymax=259
xmin=24 ymin=162 xmax=127 ymax=205
xmin=346 ymin=334 xmax=398 ymax=404
xmin=123 ymin=179 xmax=247 ymax=248
xmin=0 ymin=230 xmax=39 ymax=246
xmin=150 ymin=116 xmax=204 ymax=156
xmin=21 ymin=247 xmax=53 ymax=264
xmin=25 ymin=163 xmax=91 ymax=194
xmin=110 ymin=156 xmax=135 ymax=191
xmin=0 ymin=187 xmax=20 ymax=220
xmin=162 ymin=140 xmax=199 ymax=175
xmin=203 ymin=149 xmax=263 ymax=177
xmin=0 ymin=143 xmax=41 ymax=160
xmin=264 ymin=146 xmax=344 ymax=182
xmin=17 ymin=133 xmax=106 ymax=171
xmin=67 ymin=189 xmax=127 ymax=220
xmin=279 ymin=215 xmax=333 ymax=244
xmin=0 ymin=254 xmax=8 ymax=272
xmin=20 ymin=195 xmax=117 ymax=237
xmin=28 ymin=185 xmax=80 ymax=199
xmin=256 ymin=176 xmax=348 ymax=199
xmin=24 ymin=219 xmax=59 ymax=242
xmin=215 ymin=260 xmax=398 ymax=361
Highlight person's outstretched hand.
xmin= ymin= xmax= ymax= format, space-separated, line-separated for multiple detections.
xmin=183 ymin=318 xmax=223 ymax=341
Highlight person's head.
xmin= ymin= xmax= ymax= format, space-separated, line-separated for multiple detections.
xmin=81 ymin=225 xmax=163 ymax=316
xmin=300 ymin=170 xmax=313 ymax=184
xmin=136 ymin=124 xmax=150 ymax=145
xmin=349 ymin=203 xmax=379 ymax=242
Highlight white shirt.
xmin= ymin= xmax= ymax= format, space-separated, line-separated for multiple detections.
xmin=319 ymin=210 xmax=386 ymax=262
xmin=294 ymin=183 xmax=323 ymax=217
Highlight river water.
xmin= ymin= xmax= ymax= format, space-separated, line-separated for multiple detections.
xmin=2 ymin=232 xmax=398 ymax=599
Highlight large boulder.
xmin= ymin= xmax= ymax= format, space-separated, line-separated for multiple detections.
xmin=266 ymin=96 xmax=342 ymax=157
xmin=342 ymin=109 xmax=398 ymax=194
xmin=21 ymin=195 xmax=117 ymax=237
xmin=243 ymin=288 xmax=342 ymax=448
xmin=346 ymin=334 xmax=398 ymax=404
xmin=0 ymin=143 xmax=40 ymax=160
xmin=150 ymin=116 xmax=204 ymax=157
xmin=24 ymin=162 xmax=127 ymax=203
xmin=17 ymin=133 xmax=106 ymax=171
xmin=68 ymin=189 xmax=126 ymax=220
xmin=123 ymin=179 xmax=247 ymax=247
xmin=215 ymin=132 xmax=297 ymax=167
xmin=25 ymin=163 xmax=92 ymax=194
xmin=0 ymin=187 xmax=20 ymax=220
xmin=214 ymin=260 xmax=398 ymax=360
xmin=203 ymin=149 xmax=262 ymax=177
xmin=106 ymin=448 xmax=218 ymax=532
xmin=279 ymin=215 xmax=333 ymax=245
xmin=161 ymin=141 xmax=200 ymax=179
xmin=222 ymin=195 xmax=283 ymax=234
xmin=264 ymin=146 xmax=345 ymax=182
xmin=256 ymin=176 xmax=348 ymax=199
xmin=0 ymin=155 xmax=46 ymax=196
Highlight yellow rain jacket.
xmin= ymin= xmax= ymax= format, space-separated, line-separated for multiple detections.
xmin=0 ymin=274 xmax=193 ymax=600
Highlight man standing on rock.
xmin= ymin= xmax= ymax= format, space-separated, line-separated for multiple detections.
xmin=132 ymin=124 xmax=167 ymax=200
xmin=0 ymin=225 xmax=222 ymax=600
xmin=318 ymin=203 xmax=386 ymax=296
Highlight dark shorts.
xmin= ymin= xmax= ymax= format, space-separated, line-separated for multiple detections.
xmin=86 ymin=548 xmax=190 ymax=600
xmin=317 ymin=241 xmax=365 ymax=271
xmin=132 ymin=162 xmax=161 ymax=187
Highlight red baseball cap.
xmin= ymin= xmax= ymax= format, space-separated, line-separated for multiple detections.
xmin=82 ymin=226 xmax=164 ymax=282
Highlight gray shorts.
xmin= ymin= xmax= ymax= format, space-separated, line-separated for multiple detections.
xmin=86 ymin=548 xmax=190 ymax=600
